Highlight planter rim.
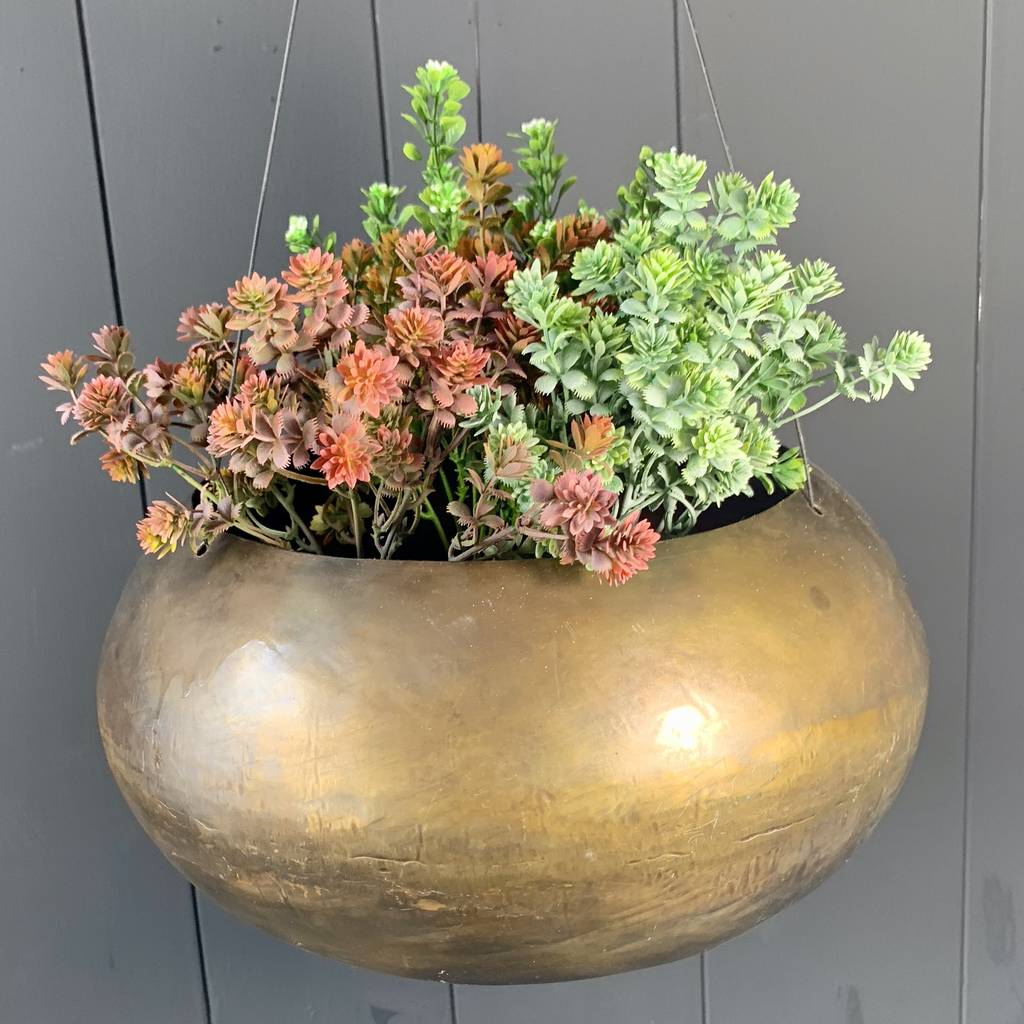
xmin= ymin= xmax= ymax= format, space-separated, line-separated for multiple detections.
xmin=207 ymin=465 xmax=832 ymax=573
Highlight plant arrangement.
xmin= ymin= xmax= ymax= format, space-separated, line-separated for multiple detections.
xmin=42 ymin=60 xmax=930 ymax=585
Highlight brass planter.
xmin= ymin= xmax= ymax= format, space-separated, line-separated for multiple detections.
xmin=97 ymin=472 xmax=927 ymax=984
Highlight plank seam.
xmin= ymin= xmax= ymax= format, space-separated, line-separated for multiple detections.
xmin=959 ymin=0 xmax=993 ymax=1019
xmin=369 ymin=0 xmax=392 ymax=184
xmin=700 ymin=949 xmax=710 ymax=1024
xmin=472 ymin=0 xmax=482 ymax=143
xmin=672 ymin=0 xmax=682 ymax=151
xmin=191 ymin=887 xmax=214 ymax=1024
xmin=74 ymin=0 xmax=147 ymax=516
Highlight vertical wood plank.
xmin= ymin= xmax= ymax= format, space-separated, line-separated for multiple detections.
xmin=250 ymin=0 xmax=386 ymax=270
xmin=455 ymin=962 xmax=703 ymax=1024
xmin=199 ymin=901 xmax=453 ymax=1024
xmin=680 ymin=2 xmax=984 ymax=1021
xmin=963 ymin=1 xmax=1024 ymax=1021
xmin=456 ymin=2 xmax=702 ymax=1020
xmin=84 ymin=0 xmax=294 ymax=358
xmin=85 ymin=2 xmax=448 ymax=1020
xmin=0 ymin=3 xmax=207 ymax=1021
xmin=376 ymin=0 xmax=479 ymax=196
xmin=477 ymin=0 xmax=678 ymax=213
xmin=372 ymin=7 xmax=479 ymax=1014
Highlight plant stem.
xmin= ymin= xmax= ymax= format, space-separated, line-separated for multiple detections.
xmin=276 ymin=467 xmax=329 ymax=487
xmin=419 ymin=494 xmax=449 ymax=551
xmin=776 ymin=388 xmax=843 ymax=427
xmin=437 ymin=466 xmax=455 ymax=504
xmin=349 ymin=490 xmax=364 ymax=558
xmin=450 ymin=524 xmax=519 ymax=561
xmin=276 ymin=485 xmax=323 ymax=554
xmin=234 ymin=512 xmax=289 ymax=548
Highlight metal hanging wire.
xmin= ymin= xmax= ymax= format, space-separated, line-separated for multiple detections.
xmin=126 ymin=0 xmax=300 ymax=520
xmin=680 ymin=0 xmax=820 ymax=513
xmin=226 ymin=0 xmax=302 ymax=403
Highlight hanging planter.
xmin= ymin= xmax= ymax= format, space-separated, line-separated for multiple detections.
xmin=42 ymin=60 xmax=933 ymax=983
xmin=97 ymin=472 xmax=925 ymax=984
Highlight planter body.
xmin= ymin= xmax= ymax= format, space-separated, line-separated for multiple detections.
xmin=97 ymin=474 xmax=927 ymax=984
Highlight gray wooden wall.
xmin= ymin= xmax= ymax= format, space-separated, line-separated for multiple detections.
xmin=1 ymin=1 xmax=1015 ymax=1021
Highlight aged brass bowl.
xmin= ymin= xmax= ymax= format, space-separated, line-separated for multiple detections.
xmin=97 ymin=472 xmax=927 ymax=984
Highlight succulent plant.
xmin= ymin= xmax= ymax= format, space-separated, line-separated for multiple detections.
xmin=41 ymin=61 xmax=930 ymax=586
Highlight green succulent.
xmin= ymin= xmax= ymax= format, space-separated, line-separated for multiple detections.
xmin=509 ymin=146 xmax=932 ymax=534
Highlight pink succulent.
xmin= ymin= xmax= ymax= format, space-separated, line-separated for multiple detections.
xmin=325 ymin=295 xmax=371 ymax=353
xmin=531 ymin=470 xmax=616 ymax=540
xmin=40 ymin=350 xmax=88 ymax=422
xmin=226 ymin=274 xmax=293 ymax=331
xmin=177 ymin=304 xmax=231 ymax=344
xmin=385 ymin=306 xmax=444 ymax=367
xmin=136 ymin=499 xmax=191 ymax=558
xmin=311 ymin=413 xmax=380 ymax=490
xmin=282 ymin=248 xmax=347 ymax=303
xmin=207 ymin=397 xmax=252 ymax=456
xmin=74 ymin=375 xmax=130 ymax=430
xmin=251 ymin=406 xmax=319 ymax=471
xmin=394 ymin=229 xmax=437 ymax=269
xmin=330 ymin=340 xmax=402 ymax=417
xmin=591 ymin=511 xmax=660 ymax=586
xmin=99 ymin=449 xmax=145 ymax=484
xmin=373 ymin=425 xmax=423 ymax=486
xmin=434 ymin=339 xmax=490 ymax=389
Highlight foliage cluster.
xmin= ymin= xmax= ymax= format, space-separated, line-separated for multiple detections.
xmin=42 ymin=61 xmax=930 ymax=584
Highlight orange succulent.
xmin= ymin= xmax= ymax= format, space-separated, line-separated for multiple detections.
xmin=311 ymin=413 xmax=379 ymax=490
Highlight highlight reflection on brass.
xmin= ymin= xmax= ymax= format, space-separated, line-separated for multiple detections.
xmin=657 ymin=703 xmax=716 ymax=752
xmin=97 ymin=472 xmax=928 ymax=985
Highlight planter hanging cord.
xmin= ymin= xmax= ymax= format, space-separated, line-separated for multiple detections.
xmin=226 ymin=0 xmax=301 ymax=404
xmin=128 ymin=0 xmax=300 ymax=522
xmin=681 ymin=0 xmax=820 ymax=514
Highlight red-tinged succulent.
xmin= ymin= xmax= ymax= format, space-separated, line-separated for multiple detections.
xmin=434 ymin=339 xmax=490 ymax=388
xmin=311 ymin=413 xmax=379 ymax=490
xmin=178 ymin=304 xmax=232 ymax=344
xmin=385 ymin=306 xmax=444 ymax=368
xmin=325 ymin=294 xmax=370 ymax=353
xmin=99 ymin=449 xmax=145 ymax=484
xmin=572 ymin=415 xmax=617 ymax=460
xmin=419 ymin=339 xmax=491 ymax=424
xmin=282 ymin=247 xmax=347 ymax=303
xmin=401 ymin=250 xmax=473 ymax=307
xmin=39 ymin=350 xmax=88 ymax=423
xmin=136 ymin=499 xmax=192 ymax=558
xmin=105 ymin=404 xmax=173 ymax=461
xmin=39 ymin=349 xmax=87 ymax=393
xmin=329 ymin=339 xmax=402 ymax=417
xmin=171 ymin=358 xmax=211 ymax=407
xmin=42 ymin=61 xmax=732 ymax=582
xmin=251 ymin=406 xmax=319 ymax=471
xmin=90 ymin=325 xmax=134 ymax=377
xmin=245 ymin=303 xmax=307 ymax=375
xmin=592 ymin=511 xmax=660 ymax=586
xmin=531 ymin=470 xmax=616 ymax=540
xmin=394 ymin=228 xmax=437 ymax=268
xmin=227 ymin=274 xmax=292 ymax=331
xmin=74 ymin=375 xmax=130 ymax=431
xmin=491 ymin=314 xmax=540 ymax=358
xmin=207 ymin=398 xmax=252 ymax=457
xmin=373 ymin=424 xmax=423 ymax=488
xmin=238 ymin=370 xmax=285 ymax=413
